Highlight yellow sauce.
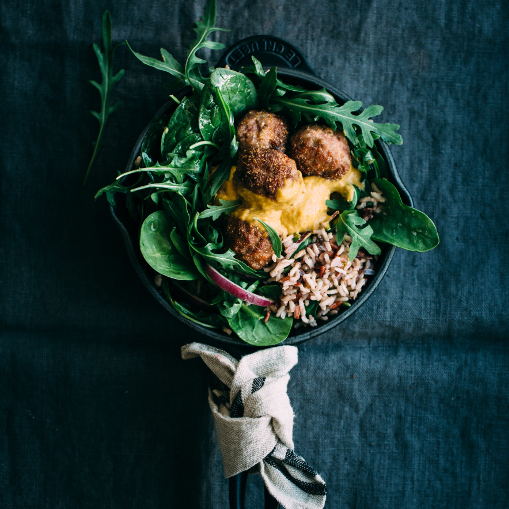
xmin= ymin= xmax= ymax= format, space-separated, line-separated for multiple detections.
xmin=215 ymin=165 xmax=364 ymax=237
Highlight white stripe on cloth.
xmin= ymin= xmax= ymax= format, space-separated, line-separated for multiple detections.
xmin=182 ymin=342 xmax=326 ymax=509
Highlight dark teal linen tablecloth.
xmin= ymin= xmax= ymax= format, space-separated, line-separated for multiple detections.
xmin=1 ymin=0 xmax=508 ymax=507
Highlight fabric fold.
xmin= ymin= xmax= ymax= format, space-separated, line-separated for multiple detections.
xmin=182 ymin=342 xmax=326 ymax=509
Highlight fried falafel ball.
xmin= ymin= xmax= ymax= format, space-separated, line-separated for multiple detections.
xmin=234 ymin=148 xmax=303 ymax=203
xmin=236 ymin=110 xmax=289 ymax=153
xmin=289 ymin=124 xmax=352 ymax=180
xmin=223 ymin=216 xmax=274 ymax=270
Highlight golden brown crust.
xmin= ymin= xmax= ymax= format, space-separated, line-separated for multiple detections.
xmin=236 ymin=110 xmax=289 ymax=153
xmin=224 ymin=216 xmax=274 ymax=270
xmin=289 ymin=124 xmax=351 ymax=180
xmin=234 ymin=149 xmax=300 ymax=200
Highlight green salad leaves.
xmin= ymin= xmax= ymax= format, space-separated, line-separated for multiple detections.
xmin=369 ymin=179 xmax=439 ymax=252
xmin=96 ymin=0 xmax=438 ymax=346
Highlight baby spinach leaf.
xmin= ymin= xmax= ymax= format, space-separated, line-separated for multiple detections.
xmin=161 ymin=95 xmax=200 ymax=156
xmin=198 ymin=199 xmax=241 ymax=220
xmin=140 ymin=211 xmax=199 ymax=280
xmin=215 ymin=87 xmax=239 ymax=158
xmin=169 ymin=133 xmax=203 ymax=159
xmin=336 ymin=210 xmax=381 ymax=261
xmin=272 ymin=96 xmax=402 ymax=148
xmin=258 ymin=67 xmax=278 ymax=109
xmin=163 ymin=193 xmax=190 ymax=236
xmin=369 ymin=179 xmax=439 ymax=252
xmin=227 ymin=302 xmax=293 ymax=346
xmin=257 ymin=284 xmax=282 ymax=300
xmin=85 ymin=11 xmax=125 ymax=185
xmin=255 ymin=218 xmax=282 ymax=257
xmin=199 ymin=81 xmax=229 ymax=146
xmin=170 ymin=228 xmax=192 ymax=260
xmin=210 ymin=68 xmax=258 ymax=118
xmin=304 ymin=300 xmax=319 ymax=317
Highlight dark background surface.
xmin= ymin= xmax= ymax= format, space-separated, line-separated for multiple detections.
xmin=1 ymin=0 xmax=508 ymax=507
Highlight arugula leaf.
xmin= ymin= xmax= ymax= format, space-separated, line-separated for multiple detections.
xmin=204 ymin=156 xmax=233 ymax=204
xmin=326 ymin=186 xmax=361 ymax=211
xmin=95 ymin=175 xmax=142 ymax=219
xmin=84 ymin=11 xmax=125 ymax=185
xmin=128 ymin=43 xmax=187 ymax=89
xmin=184 ymin=0 xmax=227 ymax=91
xmin=188 ymin=212 xmax=266 ymax=278
xmin=191 ymin=243 xmax=265 ymax=278
xmin=218 ymin=278 xmax=258 ymax=319
xmin=118 ymin=160 xmax=201 ymax=182
xmin=290 ymin=234 xmax=312 ymax=259
xmin=275 ymin=79 xmax=308 ymax=93
xmin=127 ymin=0 xmax=226 ymax=91
xmin=369 ymin=179 xmax=439 ymax=252
xmin=271 ymin=96 xmax=402 ymax=147
xmin=210 ymin=68 xmax=258 ymax=118
xmin=161 ymin=279 xmax=227 ymax=328
xmin=293 ymin=88 xmax=336 ymax=104
xmin=243 ymin=56 xmax=266 ymax=78
xmin=198 ymin=199 xmax=241 ymax=220
xmin=350 ymin=132 xmax=388 ymax=179
xmin=336 ymin=210 xmax=381 ymax=261
xmin=258 ymin=67 xmax=278 ymax=109
xmin=140 ymin=116 xmax=167 ymax=167
xmin=255 ymin=218 xmax=282 ymax=257
xmin=140 ymin=211 xmax=200 ymax=280
xmin=161 ymin=95 xmax=200 ymax=156
xmin=130 ymin=180 xmax=194 ymax=195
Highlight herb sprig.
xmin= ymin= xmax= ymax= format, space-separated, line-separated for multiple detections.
xmin=128 ymin=0 xmax=226 ymax=91
xmin=84 ymin=11 xmax=125 ymax=185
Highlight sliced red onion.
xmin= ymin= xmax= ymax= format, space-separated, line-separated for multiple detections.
xmin=205 ymin=264 xmax=274 ymax=307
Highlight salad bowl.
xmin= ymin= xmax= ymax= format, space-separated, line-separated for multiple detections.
xmin=109 ymin=36 xmax=414 ymax=348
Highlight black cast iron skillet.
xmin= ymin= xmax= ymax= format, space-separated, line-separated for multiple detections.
xmin=110 ymin=35 xmax=413 ymax=349
xmin=110 ymin=35 xmax=413 ymax=508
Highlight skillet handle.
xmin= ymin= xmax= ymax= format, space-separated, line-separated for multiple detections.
xmin=215 ymin=35 xmax=316 ymax=75
xmin=229 ymin=471 xmax=281 ymax=509
xmin=229 ymin=471 xmax=248 ymax=509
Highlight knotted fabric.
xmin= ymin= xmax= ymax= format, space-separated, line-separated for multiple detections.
xmin=182 ymin=342 xmax=326 ymax=509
